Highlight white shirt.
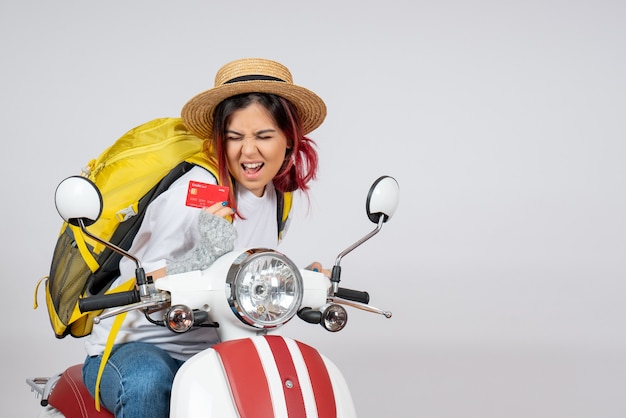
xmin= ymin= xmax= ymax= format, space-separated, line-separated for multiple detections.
xmin=233 ymin=181 xmax=278 ymax=250
xmin=85 ymin=166 xmax=280 ymax=360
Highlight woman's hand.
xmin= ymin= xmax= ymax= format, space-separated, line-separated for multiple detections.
xmin=305 ymin=262 xmax=331 ymax=277
xmin=204 ymin=201 xmax=235 ymax=219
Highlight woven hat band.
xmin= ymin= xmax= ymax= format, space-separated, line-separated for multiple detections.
xmin=224 ymin=75 xmax=286 ymax=85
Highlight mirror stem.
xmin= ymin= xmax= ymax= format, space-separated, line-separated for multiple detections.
xmin=78 ymin=219 xmax=150 ymax=289
xmin=77 ymin=219 xmax=142 ymax=273
xmin=331 ymin=216 xmax=385 ymax=293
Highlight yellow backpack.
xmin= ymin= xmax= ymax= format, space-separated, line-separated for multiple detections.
xmin=34 ymin=117 xmax=292 ymax=339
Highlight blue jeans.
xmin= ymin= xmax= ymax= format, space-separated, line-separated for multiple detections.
xmin=82 ymin=342 xmax=185 ymax=418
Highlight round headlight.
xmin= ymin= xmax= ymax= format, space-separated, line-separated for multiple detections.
xmin=227 ymin=249 xmax=303 ymax=329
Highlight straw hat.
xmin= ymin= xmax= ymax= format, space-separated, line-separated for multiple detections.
xmin=181 ymin=58 xmax=327 ymax=138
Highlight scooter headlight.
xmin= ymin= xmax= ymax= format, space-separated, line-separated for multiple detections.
xmin=226 ymin=249 xmax=303 ymax=329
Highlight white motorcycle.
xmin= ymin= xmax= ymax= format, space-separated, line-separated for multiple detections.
xmin=27 ymin=175 xmax=399 ymax=417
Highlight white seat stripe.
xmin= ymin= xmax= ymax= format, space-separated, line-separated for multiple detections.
xmin=285 ymin=338 xmax=319 ymax=418
xmin=251 ymin=336 xmax=288 ymax=417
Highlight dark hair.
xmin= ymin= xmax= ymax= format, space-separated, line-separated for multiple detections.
xmin=206 ymin=93 xmax=319 ymax=206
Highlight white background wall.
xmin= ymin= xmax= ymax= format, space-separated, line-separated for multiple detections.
xmin=2 ymin=1 xmax=625 ymax=417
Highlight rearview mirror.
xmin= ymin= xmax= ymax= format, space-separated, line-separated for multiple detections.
xmin=366 ymin=175 xmax=400 ymax=224
xmin=54 ymin=176 xmax=103 ymax=227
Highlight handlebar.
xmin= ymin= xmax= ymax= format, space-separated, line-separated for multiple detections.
xmin=78 ymin=290 xmax=140 ymax=313
xmin=336 ymin=287 xmax=370 ymax=304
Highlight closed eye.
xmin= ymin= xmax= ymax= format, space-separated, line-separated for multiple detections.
xmin=226 ymin=129 xmax=277 ymax=141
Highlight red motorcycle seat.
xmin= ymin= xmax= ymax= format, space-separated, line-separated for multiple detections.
xmin=48 ymin=364 xmax=114 ymax=418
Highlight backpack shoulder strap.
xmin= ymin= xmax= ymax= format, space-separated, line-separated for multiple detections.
xmin=276 ymin=190 xmax=293 ymax=241
xmin=185 ymin=152 xmax=218 ymax=178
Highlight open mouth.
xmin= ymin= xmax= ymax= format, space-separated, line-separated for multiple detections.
xmin=242 ymin=162 xmax=263 ymax=175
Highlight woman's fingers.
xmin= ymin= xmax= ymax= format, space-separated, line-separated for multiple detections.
xmin=204 ymin=201 xmax=235 ymax=219
xmin=305 ymin=262 xmax=331 ymax=277
xmin=306 ymin=262 xmax=323 ymax=272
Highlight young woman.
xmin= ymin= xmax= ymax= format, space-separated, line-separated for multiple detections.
xmin=82 ymin=58 xmax=327 ymax=417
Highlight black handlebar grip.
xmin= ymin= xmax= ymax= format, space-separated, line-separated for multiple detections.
xmin=336 ymin=287 xmax=370 ymax=304
xmin=78 ymin=290 xmax=140 ymax=313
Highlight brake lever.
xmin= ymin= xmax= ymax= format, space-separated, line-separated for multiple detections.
xmin=328 ymin=296 xmax=392 ymax=318
xmin=93 ymin=293 xmax=170 ymax=323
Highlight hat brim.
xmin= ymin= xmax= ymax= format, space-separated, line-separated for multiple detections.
xmin=181 ymin=80 xmax=327 ymax=139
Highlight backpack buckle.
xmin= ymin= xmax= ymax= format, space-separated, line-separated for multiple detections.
xmin=116 ymin=205 xmax=138 ymax=222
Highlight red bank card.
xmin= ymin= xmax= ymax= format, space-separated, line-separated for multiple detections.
xmin=185 ymin=181 xmax=229 ymax=208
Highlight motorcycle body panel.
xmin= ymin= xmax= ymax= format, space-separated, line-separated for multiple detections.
xmin=171 ymin=335 xmax=356 ymax=418
xmin=157 ymin=265 xmax=331 ymax=342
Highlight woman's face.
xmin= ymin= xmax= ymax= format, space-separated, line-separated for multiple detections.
xmin=225 ymin=102 xmax=289 ymax=197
